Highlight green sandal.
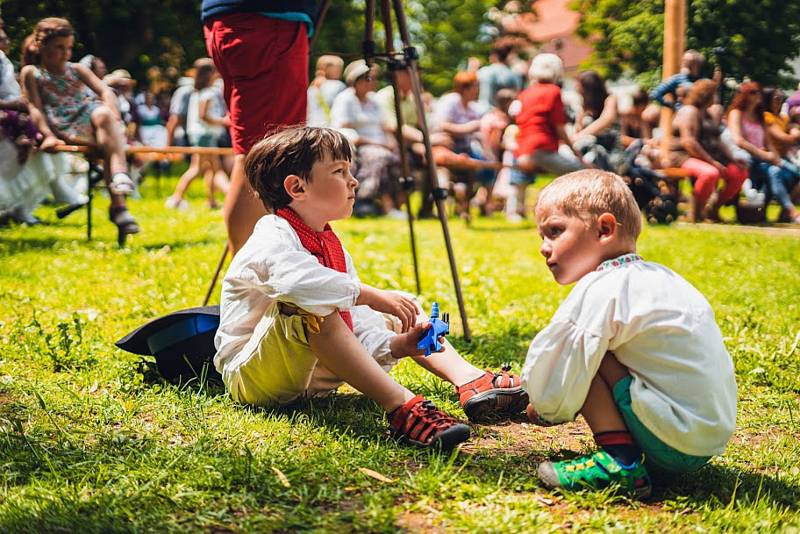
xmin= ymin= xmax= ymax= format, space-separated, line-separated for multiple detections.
xmin=537 ymin=450 xmax=652 ymax=499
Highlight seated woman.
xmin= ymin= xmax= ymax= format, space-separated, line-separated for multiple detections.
xmin=331 ymin=60 xmax=402 ymax=218
xmin=20 ymin=17 xmax=139 ymax=237
xmin=508 ymin=53 xmax=584 ymax=220
xmin=0 ymin=24 xmax=85 ymax=225
xmin=763 ymin=87 xmax=800 ymax=168
xmin=135 ymin=90 xmax=167 ymax=147
xmin=431 ymin=71 xmax=495 ymax=219
xmin=667 ymin=79 xmax=747 ymax=222
xmin=728 ymin=82 xmax=800 ymax=223
xmin=620 ymin=89 xmax=652 ymax=147
xmin=572 ymin=70 xmax=621 ymax=171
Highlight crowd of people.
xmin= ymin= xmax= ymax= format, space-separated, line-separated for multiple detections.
xmin=2 ymin=17 xmax=800 ymax=231
xmin=303 ymin=46 xmax=800 ymax=225
xmin=0 ymin=16 xmax=232 ymax=233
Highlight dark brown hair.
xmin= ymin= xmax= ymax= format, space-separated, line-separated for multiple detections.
xmin=22 ymin=17 xmax=74 ymax=66
xmin=578 ymin=70 xmax=608 ymax=118
xmin=245 ymin=127 xmax=353 ymax=211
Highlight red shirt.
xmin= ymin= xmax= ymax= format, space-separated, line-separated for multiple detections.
xmin=514 ymin=82 xmax=566 ymax=157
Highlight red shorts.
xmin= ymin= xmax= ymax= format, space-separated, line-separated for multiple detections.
xmin=204 ymin=13 xmax=309 ymax=154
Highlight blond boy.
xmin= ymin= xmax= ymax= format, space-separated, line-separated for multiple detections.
xmin=522 ymin=170 xmax=737 ymax=497
xmin=215 ymin=127 xmax=528 ymax=449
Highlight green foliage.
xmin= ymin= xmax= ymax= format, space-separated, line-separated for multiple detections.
xmin=1 ymin=0 xmax=206 ymax=82
xmin=2 ymin=0 xmax=500 ymax=97
xmin=406 ymin=0 xmax=498 ymax=95
xmin=0 ymin=172 xmax=799 ymax=530
xmin=574 ymin=0 xmax=800 ymax=89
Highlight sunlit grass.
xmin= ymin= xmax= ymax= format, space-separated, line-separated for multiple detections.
xmin=1 ymin=170 xmax=799 ymax=531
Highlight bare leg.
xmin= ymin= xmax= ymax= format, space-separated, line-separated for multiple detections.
xmin=224 ymin=154 xmax=268 ymax=254
xmin=579 ymin=352 xmax=630 ymax=433
xmin=308 ymin=312 xmax=415 ymax=412
xmin=410 ymin=340 xmax=484 ymax=387
xmin=91 ymin=107 xmax=128 ymax=209
xmin=170 ymin=154 xmax=201 ymax=201
xmin=213 ymin=169 xmax=230 ymax=195
xmin=91 ymin=106 xmax=127 ymax=175
xmin=203 ymin=155 xmax=219 ymax=207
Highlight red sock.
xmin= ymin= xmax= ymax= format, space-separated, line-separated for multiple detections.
xmin=594 ymin=430 xmax=641 ymax=466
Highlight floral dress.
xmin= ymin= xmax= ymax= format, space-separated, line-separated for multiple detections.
xmin=33 ymin=62 xmax=100 ymax=142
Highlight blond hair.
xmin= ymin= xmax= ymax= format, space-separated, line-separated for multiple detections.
xmin=311 ymin=55 xmax=344 ymax=88
xmin=535 ymin=170 xmax=642 ymax=241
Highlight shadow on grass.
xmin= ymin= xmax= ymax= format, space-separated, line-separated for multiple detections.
xmin=464 ymin=223 xmax=536 ymax=232
xmin=0 ymin=235 xmax=62 ymax=253
xmin=653 ymin=464 xmax=800 ymax=507
xmin=141 ymin=238 xmax=221 ymax=251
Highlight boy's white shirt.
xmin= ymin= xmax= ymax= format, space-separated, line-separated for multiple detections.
xmin=214 ymin=214 xmax=398 ymax=387
xmin=521 ymin=257 xmax=737 ymax=457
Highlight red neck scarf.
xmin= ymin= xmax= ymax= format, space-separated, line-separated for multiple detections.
xmin=275 ymin=207 xmax=353 ymax=331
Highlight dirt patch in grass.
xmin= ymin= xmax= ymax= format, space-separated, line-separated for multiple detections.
xmin=462 ymin=419 xmax=593 ymax=457
xmin=396 ymin=508 xmax=445 ymax=533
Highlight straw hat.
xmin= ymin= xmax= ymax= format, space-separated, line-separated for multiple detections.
xmin=103 ymin=69 xmax=136 ymax=88
xmin=344 ymin=59 xmax=371 ymax=86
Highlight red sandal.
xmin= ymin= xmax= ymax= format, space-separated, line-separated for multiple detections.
xmin=388 ymin=395 xmax=470 ymax=450
xmin=456 ymin=365 xmax=529 ymax=422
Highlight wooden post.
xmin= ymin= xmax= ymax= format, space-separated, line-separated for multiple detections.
xmin=659 ymin=0 xmax=686 ymax=163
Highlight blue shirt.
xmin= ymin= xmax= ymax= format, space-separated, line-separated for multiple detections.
xmin=649 ymin=72 xmax=699 ymax=109
xmin=201 ymin=0 xmax=318 ymax=36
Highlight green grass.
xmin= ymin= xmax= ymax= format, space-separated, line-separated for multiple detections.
xmin=1 ymin=171 xmax=799 ymax=532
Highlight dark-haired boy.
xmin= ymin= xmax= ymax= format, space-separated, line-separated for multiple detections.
xmin=215 ymin=126 xmax=528 ymax=449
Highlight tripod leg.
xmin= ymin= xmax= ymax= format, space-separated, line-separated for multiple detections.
xmin=389 ymin=0 xmax=471 ymax=341
xmin=380 ymin=0 xmax=421 ymax=295
xmin=203 ymin=243 xmax=229 ymax=306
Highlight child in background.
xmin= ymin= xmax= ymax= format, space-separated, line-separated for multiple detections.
xmin=475 ymin=88 xmax=516 ymax=215
xmin=166 ymin=59 xmax=230 ymax=210
xmin=20 ymin=17 xmax=139 ymax=236
xmin=522 ymin=170 xmax=737 ymax=497
xmin=216 ymin=126 xmax=528 ymax=449
xmin=307 ymin=55 xmax=346 ymax=128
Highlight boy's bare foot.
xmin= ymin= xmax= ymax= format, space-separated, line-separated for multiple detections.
xmin=388 ymin=395 xmax=470 ymax=450
xmin=456 ymin=366 xmax=529 ymax=422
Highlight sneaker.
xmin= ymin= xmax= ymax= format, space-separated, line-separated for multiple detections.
xmin=109 ymin=172 xmax=136 ymax=195
xmin=537 ymin=450 xmax=652 ymax=499
xmin=165 ymin=196 xmax=189 ymax=210
xmin=456 ymin=365 xmax=529 ymax=422
xmin=386 ymin=209 xmax=409 ymax=220
xmin=388 ymin=395 xmax=470 ymax=450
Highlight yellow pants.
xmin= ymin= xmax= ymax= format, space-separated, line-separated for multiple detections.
xmin=228 ymin=303 xmax=403 ymax=407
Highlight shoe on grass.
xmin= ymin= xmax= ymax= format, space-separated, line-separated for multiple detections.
xmin=388 ymin=395 xmax=470 ymax=450
xmin=109 ymin=172 xmax=136 ymax=195
xmin=165 ymin=196 xmax=189 ymax=210
xmin=537 ymin=450 xmax=652 ymax=499
xmin=456 ymin=365 xmax=529 ymax=422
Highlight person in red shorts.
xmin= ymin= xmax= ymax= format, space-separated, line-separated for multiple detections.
xmin=202 ymin=0 xmax=318 ymax=253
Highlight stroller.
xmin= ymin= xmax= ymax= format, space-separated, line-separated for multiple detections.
xmin=579 ymin=138 xmax=679 ymax=225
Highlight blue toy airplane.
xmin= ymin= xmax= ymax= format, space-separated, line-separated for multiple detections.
xmin=417 ymin=302 xmax=450 ymax=356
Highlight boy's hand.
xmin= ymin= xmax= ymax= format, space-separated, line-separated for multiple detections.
xmin=390 ymin=322 xmax=445 ymax=357
xmin=357 ymin=285 xmax=419 ymax=332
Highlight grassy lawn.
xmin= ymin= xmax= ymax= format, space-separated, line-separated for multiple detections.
xmin=1 ymin=172 xmax=799 ymax=532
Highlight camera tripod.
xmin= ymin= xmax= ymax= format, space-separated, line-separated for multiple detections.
xmin=205 ymin=0 xmax=472 ymax=341
xmin=360 ymin=0 xmax=472 ymax=341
